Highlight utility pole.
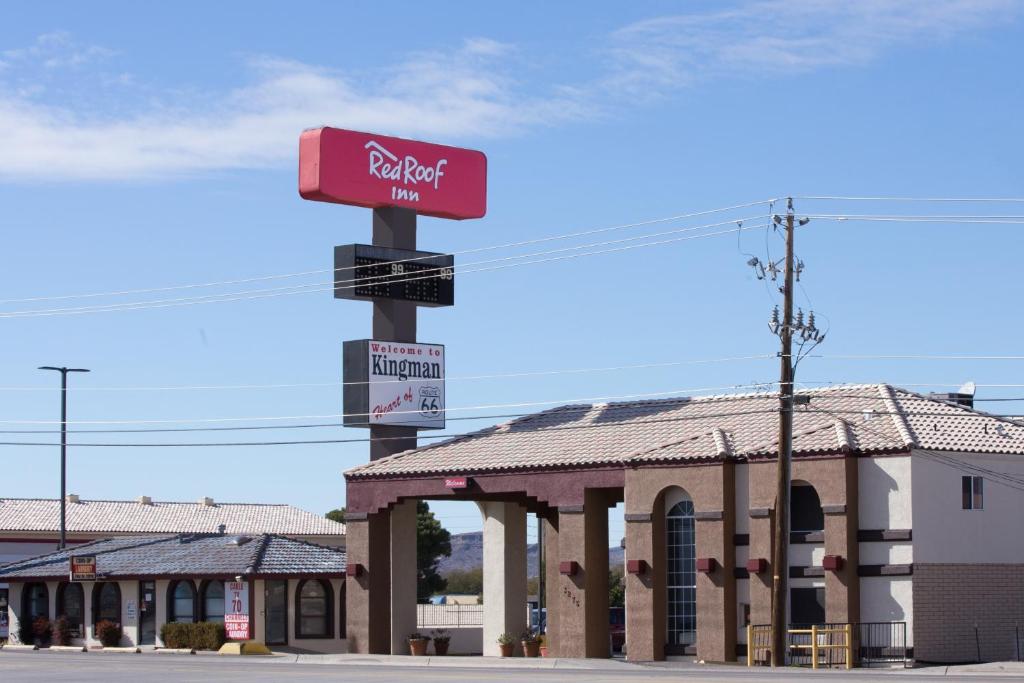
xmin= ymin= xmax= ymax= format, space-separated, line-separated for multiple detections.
xmin=38 ymin=365 xmax=90 ymax=550
xmin=769 ymin=201 xmax=795 ymax=666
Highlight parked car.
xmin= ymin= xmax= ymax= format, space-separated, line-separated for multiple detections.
xmin=609 ymin=607 xmax=625 ymax=652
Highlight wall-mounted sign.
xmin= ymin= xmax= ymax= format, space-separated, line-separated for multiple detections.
xmin=444 ymin=477 xmax=469 ymax=489
xmin=334 ymin=244 xmax=454 ymax=307
xmin=70 ymin=555 xmax=96 ymax=582
xmin=344 ymin=340 xmax=445 ymax=430
xmin=299 ymin=127 xmax=487 ymax=220
xmin=224 ymin=581 xmax=250 ymax=640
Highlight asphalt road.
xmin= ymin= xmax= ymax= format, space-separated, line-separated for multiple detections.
xmin=0 ymin=651 xmax=1019 ymax=683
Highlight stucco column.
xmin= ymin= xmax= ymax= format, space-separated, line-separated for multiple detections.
xmin=345 ymin=510 xmax=391 ymax=653
xmin=541 ymin=513 xmax=560 ymax=655
xmin=555 ymin=489 xmax=610 ymax=658
xmin=747 ymin=461 xmax=776 ymax=629
xmin=824 ymin=456 xmax=859 ymax=624
xmin=624 ymin=503 xmax=665 ymax=661
xmin=8 ymin=583 xmax=23 ymax=644
xmin=478 ymin=501 xmax=527 ymax=656
xmin=390 ymin=499 xmax=418 ymax=653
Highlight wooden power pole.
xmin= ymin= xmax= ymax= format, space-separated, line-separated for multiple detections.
xmin=770 ymin=200 xmax=796 ymax=666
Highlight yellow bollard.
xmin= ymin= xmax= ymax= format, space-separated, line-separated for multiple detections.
xmin=811 ymin=625 xmax=819 ymax=669
xmin=845 ymin=623 xmax=853 ymax=669
xmin=746 ymin=625 xmax=753 ymax=666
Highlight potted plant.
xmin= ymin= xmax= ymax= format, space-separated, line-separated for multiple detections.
xmin=95 ymin=620 xmax=122 ymax=648
xmin=431 ymin=628 xmax=451 ymax=656
xmin=408 ymin=632 xmax=430 ymax=656
xmin=497 ymin=632 xmax=516 ymax=657
xmin=521 ymin=630 xmax=541 ymax=658
xmin=31 ymin=616 xmax=52 ymax=647
xmin=538 ymin=634 xmax=548 ymax=658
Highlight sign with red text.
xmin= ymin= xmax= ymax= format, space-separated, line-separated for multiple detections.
xmin=224 ymin=581 xmax=250 ymax=640
xmin=299 ymin=128 xmax=487 ymax=220
xmin=445 ymin=477 xmax=469 ymax=489
xmin=343 ymin=339 xmax=445 ymax=430
xmin=70 ymin=555 xmax=96 ymax=582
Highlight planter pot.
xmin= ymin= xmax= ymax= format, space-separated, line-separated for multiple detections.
xmin=498 ymin=643 xmax=515 ymax=657
xmin=539 ymin=646 xmax=549 ymax=658
xmin=433 ymin=640 xmax=450 ymax=656
xmin=522 ymin=640 xmax=540 ymax=658
xmin=409 ymin=639 xmax=430 ymax=656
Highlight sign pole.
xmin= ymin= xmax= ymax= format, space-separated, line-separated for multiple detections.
xmin=369 ymin=206 xmax=418 ymax=460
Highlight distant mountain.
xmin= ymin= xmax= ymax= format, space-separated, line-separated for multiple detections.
xmin=437 ymin=531 xmax=624 ymax=577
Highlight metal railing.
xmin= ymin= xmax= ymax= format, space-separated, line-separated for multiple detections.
xmin=416 ymin=604 xmax=484 ymax=628
xmin=747 ymin=622 xmax=909 ymax=668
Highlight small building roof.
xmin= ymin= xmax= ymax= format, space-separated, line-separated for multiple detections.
xmin=0 ymin=533 xmax=346 ymax=581
xmin=0 ymin=498 xmax=345 ymax=536
xmin=346 ymin=384 xmax=1024 ymax=478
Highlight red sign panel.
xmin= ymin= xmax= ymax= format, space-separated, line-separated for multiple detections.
xmin=299 ymin=127 xmax=487 ymax=220
xmin=444 ymin=477 xmax=469 ymax=489
xmin=70 ymin=555 xmax=96 ymax=582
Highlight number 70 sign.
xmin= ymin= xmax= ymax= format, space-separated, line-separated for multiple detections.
xmin=225 ymin=581 xmax=250 ymax=640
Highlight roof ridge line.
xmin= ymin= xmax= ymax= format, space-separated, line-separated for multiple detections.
xmin=878 ymin=384 xmax=916 ymax=447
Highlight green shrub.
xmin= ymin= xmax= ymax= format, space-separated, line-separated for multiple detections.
xmin=95 ymin=619 xmax=122 ymax=647
xmin=159 ymin=622 xmax=226 ymax=651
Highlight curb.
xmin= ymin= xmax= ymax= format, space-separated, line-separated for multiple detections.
xmin=155 ymin=647 xmax=196 ymax=655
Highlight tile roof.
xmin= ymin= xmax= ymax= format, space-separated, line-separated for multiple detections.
xmin=0 ymin=498 xmax=346 ymax=536
xmin=0 ymin=533 xmax=346 ymax=580
xmin=346 ymin=384 xmax=1024 ymax=478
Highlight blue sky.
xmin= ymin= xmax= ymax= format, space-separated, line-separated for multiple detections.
xmin=1 ymin=1 xmax=1022 ymax=545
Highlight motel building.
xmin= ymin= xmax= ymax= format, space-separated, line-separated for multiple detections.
xmin=343 ymin=384 xmax=1024 ymax=664
xmin=0 ymin=533 xmax=347 ymax=651
xmin=0 ymin=496 xmax=345 ymax=645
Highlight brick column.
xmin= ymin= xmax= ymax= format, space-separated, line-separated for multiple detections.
xmin=694 ymin=462 xmax=736 ymax=663
xmin=345 ymin=510 xmax=391 ymax=653
xmin=555 ymin=489 xmax=610 ymax=658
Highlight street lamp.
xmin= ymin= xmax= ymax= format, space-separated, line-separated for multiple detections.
xmin=39 ymin=366 xmax=90 ymax=550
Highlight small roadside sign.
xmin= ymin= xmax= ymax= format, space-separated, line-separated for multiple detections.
xmin=70 ymin=555 xmax=97 ymax=581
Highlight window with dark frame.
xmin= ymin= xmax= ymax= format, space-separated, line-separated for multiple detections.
xmin=962 ymin=475 xmax=984 ymax=510
xmin=791 ymin=483 xmax=825 ymax=532
xmin=201 ymin=581 xmax=225 ymax=623
xmin=92 ymin=582 xmax=121 ymax=626
xmin=790 ymin=586 xmax=826 ymax=626
xmin=296 ymin=579 xmax=333 ymax=639
xmin=57 ymin=582 xmax=85 ymax=637
xmin=168 ymin=580 xmax=196 ymax=623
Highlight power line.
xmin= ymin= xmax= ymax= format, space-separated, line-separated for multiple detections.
xmin=809 ymin=215 xmax=1024 ymax=224
xmin=0 ymin=222 xmax=769 ymax=318
xmin=795 ymin=196 xmax=1024 ymax=203
xmin=0 ymin=199 xmax=776 ymax=305
xmin=0 ymin=382 xmax=780 ymax=425
xmin=0 ymin=354 xmax=774 ymax=392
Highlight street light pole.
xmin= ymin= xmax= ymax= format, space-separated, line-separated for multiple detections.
xmin=39 ymin=366 xmax=90 ymax=550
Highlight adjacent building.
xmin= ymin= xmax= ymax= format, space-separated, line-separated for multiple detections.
xmin=0 ymin=496 xmax=346 ymax=642
xmin=0 ymin=533 xmax=347 ymax=652
xmin=342 ymin=383 xmax=1024 ymax=663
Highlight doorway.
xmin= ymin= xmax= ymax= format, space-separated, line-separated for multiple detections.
xmin=265 ymin=580 xmax=288 ymax=645
xmin=138 ymin=581 xmax=156 ymax=645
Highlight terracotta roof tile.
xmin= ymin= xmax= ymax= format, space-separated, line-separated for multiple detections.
xmin=0 ymin=498 xmax=346 ymax=536
xmin=346 ymin=384 xmax=1024 ymax=478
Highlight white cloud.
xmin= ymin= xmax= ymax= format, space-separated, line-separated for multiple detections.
xmin=0 ymin=3 xmax=1016 ymax=182
xmin=606 ymin=0 xmax=1018 ymax=95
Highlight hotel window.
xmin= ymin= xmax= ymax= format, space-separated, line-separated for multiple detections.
xmin=791 ymin=482 xmax=824 ymax=533
xmin=296 ymin=579 xmax=333 ymax=639
xmin=962 ymin=476 xmax=984 ymax=510
xmin=201 ymin=581 xmax=225 ymax=623
xmin=57 ymin=582 xmax=85 ymax=637
xmin=169 ymin=580 xmax=196 ymax=623
xmin=666 ymin=498 xmax=696 ymax=649
xmin=23 ymin=582 xmax=49 ymax=623
xmin=92 ymin=582 xmax=121 ymax=625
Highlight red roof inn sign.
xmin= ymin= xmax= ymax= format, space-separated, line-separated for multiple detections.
xmin=299 ymin=128 xmax=487 ymax=220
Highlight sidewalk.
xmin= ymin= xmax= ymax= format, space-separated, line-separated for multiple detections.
xmin=267 ymin=653 xmax=640 ymax=670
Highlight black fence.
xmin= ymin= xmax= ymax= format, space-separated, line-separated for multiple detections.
xmin=855 ymin=621 xmax=909 ymax=667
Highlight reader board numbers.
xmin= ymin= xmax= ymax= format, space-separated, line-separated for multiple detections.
xmin=334 ymin=244 xmax=454 ymax=307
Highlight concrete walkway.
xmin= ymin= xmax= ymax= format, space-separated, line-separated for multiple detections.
xmin=269 ymin=653 xmax=639 ymax=669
